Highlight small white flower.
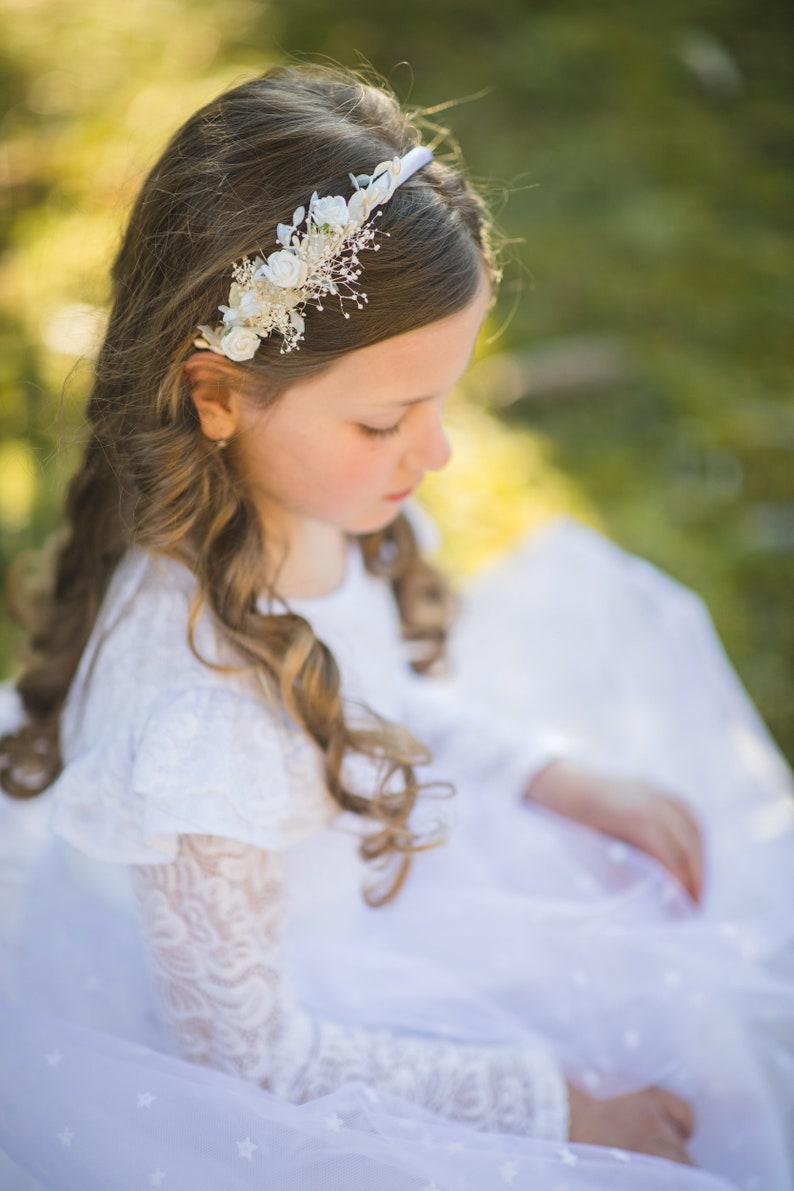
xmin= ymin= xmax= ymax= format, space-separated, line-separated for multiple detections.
xmin=221 ymin=326 xmax=261 ymax=362
xmin=260 ymin=250 xmax=309 ymax=290
xmin=365 ymin=175 xmax=394 ymax=207
xmin=220 ymin=285 xmax=263 ymax=325
xmin=236 ymin=1137 xmax=257 ymax=1160
xmin=347 ymin=188 xmax=374 ymax=224
xmin=288 ymin=309 xmax=305 ymax=336
xmin=311 ymin=194 xmax=350 ymax=231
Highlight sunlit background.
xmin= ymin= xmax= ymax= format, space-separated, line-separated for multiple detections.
xmin=1 ymin=0 xmax=792 ymax=760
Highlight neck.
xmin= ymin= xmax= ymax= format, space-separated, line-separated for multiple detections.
xmin=258 ymin=509 xmax=348 ymax=599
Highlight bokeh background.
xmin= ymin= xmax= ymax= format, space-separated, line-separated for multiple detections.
xmin=1 ymin=0 xmax=792 ymax=760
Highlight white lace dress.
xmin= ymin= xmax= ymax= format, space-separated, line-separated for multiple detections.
xmin=1 ymin=518 xmax=793 ymax=1191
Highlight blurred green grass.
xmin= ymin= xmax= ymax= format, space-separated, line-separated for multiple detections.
xmin=1 ymin=0 xmax=792 ymax=759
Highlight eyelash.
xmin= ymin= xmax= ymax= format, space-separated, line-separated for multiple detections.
xmin=358 ymin=423 xmax=402 ymax=439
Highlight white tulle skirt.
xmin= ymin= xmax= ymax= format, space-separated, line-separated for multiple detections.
xmin=2 ymin=518 xmax=793 ymax=1190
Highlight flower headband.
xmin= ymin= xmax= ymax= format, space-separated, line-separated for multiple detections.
xmin=194 ymin=145 xmax=434 ymax=361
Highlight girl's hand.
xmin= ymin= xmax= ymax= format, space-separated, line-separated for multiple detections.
xmin=567 ymin=1082 xmax=696 ymax=1165
xmin=525 ymin=760 xmax=704 ymax=903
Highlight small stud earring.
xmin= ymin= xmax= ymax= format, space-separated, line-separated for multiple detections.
xmin=216 ymin=438 xmax=228 ymax=450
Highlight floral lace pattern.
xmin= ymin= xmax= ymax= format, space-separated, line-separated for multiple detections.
xmin=131 ymin=833 xmax=569 ymax=1140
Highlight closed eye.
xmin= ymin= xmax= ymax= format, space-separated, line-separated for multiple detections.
xmin=357 ymin=422 xmax=402 ymax=439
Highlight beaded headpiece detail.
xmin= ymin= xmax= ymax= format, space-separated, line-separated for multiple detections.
xmin=194 ymin=145 xmax=434 ymax=361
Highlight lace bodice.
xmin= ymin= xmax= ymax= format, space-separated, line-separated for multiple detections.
xmin=131 ymin=833 xmax=569 ymax=1139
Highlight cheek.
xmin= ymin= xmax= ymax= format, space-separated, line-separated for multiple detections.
xmin=322 ymin=453 xmax=387 ymax=505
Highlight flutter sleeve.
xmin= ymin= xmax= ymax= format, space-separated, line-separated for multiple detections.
xmin=131 ymin=832 xmax=570 ymax=1141
xmin=50 ymin=685 xmax=339 ymax=863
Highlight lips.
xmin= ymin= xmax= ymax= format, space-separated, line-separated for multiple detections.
xmin=384 ymin=486 xmax=416 ymax=502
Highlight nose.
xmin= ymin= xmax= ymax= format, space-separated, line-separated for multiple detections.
xmin=403 ymin=400 xmax=452 ymax=473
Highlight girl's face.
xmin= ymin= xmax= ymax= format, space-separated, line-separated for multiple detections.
xmin=234 ymin=282 xmax=491 ymax=545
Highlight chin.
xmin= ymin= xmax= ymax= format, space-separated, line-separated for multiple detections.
xmin=344 ymin=505 xmax=403 ymax=537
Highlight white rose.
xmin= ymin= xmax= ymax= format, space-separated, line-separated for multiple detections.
xmin=221 ymin=326 xmax=261 ymax=361
xmin=310 ymin=194 xmax=350 ymax=231
xmin=261 ymin=250 xmax=309 ymax=289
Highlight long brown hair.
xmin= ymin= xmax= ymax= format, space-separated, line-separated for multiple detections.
xmin=0 ymin=65 xmax=494 ymax=904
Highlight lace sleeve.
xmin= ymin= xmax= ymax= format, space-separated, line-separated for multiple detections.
xmin=130 ymin=833 xmax=569 ymax=1141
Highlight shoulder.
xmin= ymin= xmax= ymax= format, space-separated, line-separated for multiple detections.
xmin=64 ymin=548 xmax=257 ymax=741
xmin=82 ymin=547 xmax=236 ymax=688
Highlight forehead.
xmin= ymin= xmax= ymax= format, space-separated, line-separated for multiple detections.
xmin=289 ymin=284 xmax=491 ymax=412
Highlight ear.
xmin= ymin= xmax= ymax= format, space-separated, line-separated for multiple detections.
xmin=183 ymin=351 xmax=245 ymax=443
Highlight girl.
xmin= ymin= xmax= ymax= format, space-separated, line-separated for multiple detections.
xmin=1 ymin=65 xmax=793 ymax=1191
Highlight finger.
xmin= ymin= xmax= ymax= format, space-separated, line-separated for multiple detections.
xmin=650 ymin=1137 xmax=695 ymax=1166
xmin=641 ymin=825 xmax=696 ymax=901
xmin=665 ymin=810 xmax=705 ymax=903
xmin=657 ymin=817 xmax=700 ymax=903
xmin=665 ymin=801 xmax=705 ymax=901
xmin=641 ymin=802 xmax=702 ymax=903
xmin=655 ymin=1088 xmax=696 ymax=1140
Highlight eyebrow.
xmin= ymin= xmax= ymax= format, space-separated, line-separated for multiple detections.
xmin=393 ymin=393 xmax=437 ymax=409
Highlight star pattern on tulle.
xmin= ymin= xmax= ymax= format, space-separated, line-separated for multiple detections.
xmin=57 ymin=1127 xmax=74 ymax=1147
xmin=610 ymin=1148 xmax=631 ymax=1162
xmin=137 ymin=1091 xmax=157 ymax=1108
xmin=622 ymin=1026 xmax=641 ymax=1050
xmin=325 ymin=1112 xmax=344 ymax=1132
xmin=45 ymin=1050 xmax=63 ymax=1067
xmin=558 ymin=1146 xmax=579 ymax=1167
xmin=499 ymin=1159 xmax=519 ymax=1183
xmin=423 ymin=1183 xmax=442 ymax=1191
xmin=149 ymin=1170 xmax=166 ymax=1187
xmin=236 ymin=1137 xmax=257 ymax=1160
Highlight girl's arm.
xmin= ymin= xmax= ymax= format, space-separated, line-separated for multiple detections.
xmin=397 ymin=672 xmax=703 ymax=903
xmin=131 ymin=833 xmax=569 ymax=1140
